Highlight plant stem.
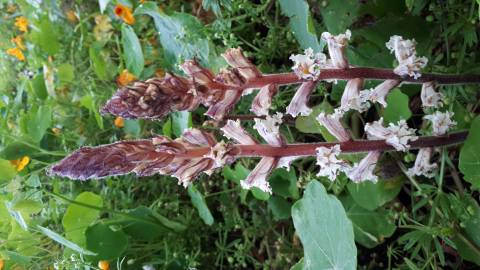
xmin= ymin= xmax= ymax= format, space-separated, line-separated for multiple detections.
xmin=212 ymin=68 xmax=480 ymax=91
xmin=182 ymin=131 xmax=467 ymax=158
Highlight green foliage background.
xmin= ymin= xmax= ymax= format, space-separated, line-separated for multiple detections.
xmin=0 ymin=0 xmax=480 ymax=269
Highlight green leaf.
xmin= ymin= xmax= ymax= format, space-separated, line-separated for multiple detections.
xmin=341 ymin=195 xmax=396 ymax=248
xmin=459 ymin=116 xmax=480 ymax=188
xmin=171 ymin=111 xmax=192 ymax=137
xmin=251 ymin=187 xmax=270 ymax=201
xmin=30 ymin=74 xmax=48 ymax=100
xmin=62 ymin=192 xmax=103 ymax=247
xmin=383 ymin=88 xmax=412 ymax=124
xmin=89 ymin=44 xmax=112 ymax=81
xmin=188 ymin=185 xmax=214 ymax=226
xmin=121 ymin=24 xmax=144 ymax=76
xmin=0 ymin=142 xmax=36 ymax=160
xmin=57 ymin=63 xmax=75 ymax=86
xmin=268 ymin=196 xmax=292 ymax=220
xmin=319 ymin=0 xmax=360 ymax=34
xmin=295 ymin=101 xmax=337 ymax=141
xmin=451 ymin=234 xmax=480 ymax=266
xmin=292 ymin=181 xmax=356 ymax=269
xmin=121 ymin=206 xmax=167 ymax=240
xmin=26 ymin=105 xmax=52 ymax=143
xmin=124 ymin=119 xmax=142 ymax=137
xmin=80 ymin=94 xmax=104 ymax=129
xmin=270 ymin=168 xmax=299 ymax=199
xmin=12 ymin=199 xmax=43 ymax=215
xmin=149 ymin=211 xmax=187 ymax=232
xmin=135 ymin=2 xmax=215 ymax=67
xmin=36 ymin=225 xmax=97 ymax=256
xmin=0 ymin=159 xmax=16 ymax=182
xmin=278 ymin=0 xmax=321 ymax=51
xmin=290 ymin=258 xmax=304 ymax=270
xmin=30 ymin=15 xmax=60 ymax=55
xmin=85 ymin=223 xmax=128 ymax=260
xmin=347 ymin=175 xmax=403 ymax=211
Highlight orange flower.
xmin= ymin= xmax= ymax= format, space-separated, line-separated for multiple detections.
xmin=114 ymin=116 xmax=125 ymax=128
xmin=98 ymin=260 xmax=110 ymax=270
xmin=114 ymin=4 xmax=135 ymax=25
xmin=6 ymin=48 xmax=25 ymax=61
xmin=10 ymin=156 xmax=30 ymax=172
xmin=65 ymin=10 xmax=78 ymax=23
xmin=14 ymin=16 xmax=28 ymax=32
xmin=116 ymin=69 xmax=136 ymax=86
xmin=11 ymin=36 xmax=25 ymax=50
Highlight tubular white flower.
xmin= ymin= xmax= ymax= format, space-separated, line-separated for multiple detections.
xmin=316 ymin=145 xmax=350 ymax=181
xmin=421 ymin=82 xmax=443 ymax=108
xmin=321 ymin=30 xmax=351 ymax=69
xmin=251 ymin=84 xmax=278 ymax=116
xmin=253 ymin=112 xmax=285 ymax=146
xmin=365 ymin=118 xmax=418 ymax=151
xmin=386 ymin=35 xmax=428 ymax=79
xmin=407 ymin=148 xmax=437 ymax=178
xmin=221 ymin=119 xmax=257 ymax=145
xmin=360 ymin=80 xmax=400 ymax=107
xmin=203 ymin=141 xmax=233 ymax=168
xmin=346 ymin=151 xmax=381 ymax=183
xmin=222 ymin=48 xmax=261 ymax=81
xmin=336 ymin=78 xmax=370 ymax=115
xmin=241 ymin=157 xmax=277 ymax=193
xmin=316 ymin=112 xmax=351 ymax=142
xmin=290 ymin=48 xmax=327 ymax=80
xmin=286 ymin=81 xmax=316 ymax=117
xmin=424 ymin=111 xmax=456 ymax=136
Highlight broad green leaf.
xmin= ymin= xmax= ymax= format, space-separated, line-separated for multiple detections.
xmin=62 ymin=192 xmax=103 ymax=247
xmin=0 ymin=159 xmax=16 ymax=182
xmin=383 ymin=89 xmax=412 ymax=124
xmin=26 ymin=105 xmax=52 ymax=142
xmin=459 ymin=116 xmax=480 ymax=188
xmin=347 ymin=175 xmax=404 ymax=211
xmin=268 ymin=196 xmax=292 ymax=220
xmin=292 ymin=181 xmax=356 ymax=270
xmin=80 ymin=94 xmax=104 ymax=129
xmin=135 ymin=2 xmax=214 ymax=67
xmin=30 ymin=74 xmax=48 ymax=100
xmin=36 ymin=225 xmax=96 ymax=256
xmin=319 ymin=0 xmax=360 ymax=34
xmin=341 ymin=195 xmax=396 ymax=248
xmin=121 ymin=24 xmax=144 ymax=76
xmin=270 ymin=168 xmax=299 ymax=199
xmin=86 ymin=223 xmax=128 ymax=260
xmin=278 ymin=0 xmax=321 ymax=51
xmin=171 ymin=111 xmax=192 ymax=137
xmin=188 ymin=185 xmax=214 ymax=226
xmin=30 ymin=15 xmax=60 ymax=55
xmin=57 ymin=63 xmax=75 ymax=86
xmin=451 ymin=234 xmax=480 ymax=266
xmin=12 ymin=199 xmax=43 ymax=215
xmin=295 ymin=101 xmax=337 ymax=141
xmin=121 ymin=206 xmax=167 ymax=240
xmin=0 ymin=142 xmax=36 ymax=160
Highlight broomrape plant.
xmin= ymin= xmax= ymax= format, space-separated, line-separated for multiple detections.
xmin=48 ymin=30 xmax=480 ymax=193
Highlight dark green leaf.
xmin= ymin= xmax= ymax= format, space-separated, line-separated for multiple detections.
xmin=121 ymin=206 xmax=167 ymax=240
xmin=188 ymin=185 xmax=214 ymax=226
xmin=295 ymin=101 xmax=337 ymax=141
xmin=121 ymin=24 xmax=144 ymax=76
xmin=383 ymin=88 xmax=412 ymax=124
xmin=459 ymin=116 xmax=480 ymax=188
xmin=268 ymin=196 xmax=292 ymax=220
xmin=85 ymin=223 xmax=128 ymax=260
xmin=0 ymin=159 xmax=16 ymax=182
xmin=36 ymin=225 xmax=97 ymax=256
xmin=319 ymin=0 xmax=360 ymax=34
xmin=347 ymin=175 xmax=404 ymax=210
xmin=26 ymin=105 xmax=52 ymax=143
xmin=270 ymin=168 xmax=299 ymax=199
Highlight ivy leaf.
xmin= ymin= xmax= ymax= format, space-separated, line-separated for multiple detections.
xmin=121 ymin=24 xmax=144 ymax=77
xmin=86 ymin=223 xmax=128 ymax=260
xmin=292 ymin=181 xmax=356 ymax=270
xmin=341 ymin=195 xmax=396 ymax=248
xmin=383 ymin=88 xmax=412 ymax=124
xmin=278 ymin=0 xmax=321 ymax=51
xmin=459 ymin=116 xmax=480 ymax=188
xmin=188 ymin=185 xmax=214 ymax=226
xmin=319 ymin=0 xmax=360 ymax=34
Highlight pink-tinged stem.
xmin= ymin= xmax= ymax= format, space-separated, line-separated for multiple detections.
xmin=211 ymin=68 xmax=480 ymax=90
xmin=181 ymin=131 xmax=467 ymax=158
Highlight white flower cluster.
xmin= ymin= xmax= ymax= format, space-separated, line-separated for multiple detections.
xmin=386 ymin=36 xmax=428 ymax=79
xmin=290 ymin=48 xmax=327 ymax=80
xmin=365 ymin=118 xmax=418 ymax=152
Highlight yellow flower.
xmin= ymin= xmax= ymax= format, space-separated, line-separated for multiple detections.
xmin=98 ymin=260 xmax=110 ymax=270
xmin=114 ymin=116 xmax=125 ymax=128
xmin=14 ymin=16 xmax=28 ymax=32
xmin=116 ymin=69 xmax=136 ymax=86
xmin=114 ymin=4 xmax=135 ymax=25
xmin=65 ymin=10 xmax=78 ymax=23
xmin=6 ymin=48 xmax=25 ymax=61
xmin=10 ymin=156 xmax=30 ymax=172
xmin=0 ymin=258 xmax=4 ymax=270
xmin=11 ymin=36 xmax=25 ymax=50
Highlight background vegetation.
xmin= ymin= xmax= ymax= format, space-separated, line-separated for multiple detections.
xmin=0 ymin=0 xmax=480 ymax=269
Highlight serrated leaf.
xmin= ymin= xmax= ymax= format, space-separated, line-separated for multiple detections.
xmin=383 ymin=88 xmax=412 ymax=124
xmin=278 ymin=0 xmax=321 ymax=51
xmin=188 ymin=185 xmax=214 ymax=226
xmin=292 ymin=181 xmax=356 ymax=270
xmin=459 ymin=116 xmax=480 ymax=188
xmin=121 ymin=24 xmax=144 ymax=76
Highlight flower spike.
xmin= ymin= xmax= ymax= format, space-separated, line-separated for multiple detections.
xmin=386 ymin=35 xmax=428 ymax=79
